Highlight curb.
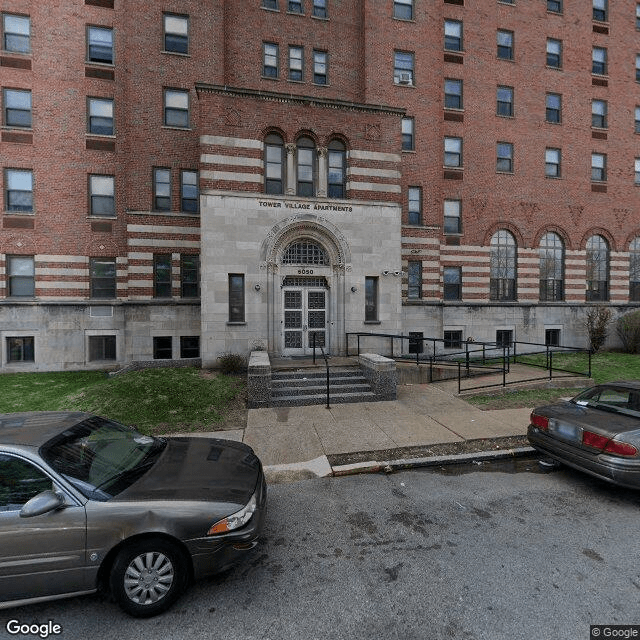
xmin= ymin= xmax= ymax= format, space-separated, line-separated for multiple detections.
xmin=331 ymin=446 xmax=536 ymax=477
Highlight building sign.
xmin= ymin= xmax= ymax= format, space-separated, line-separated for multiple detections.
xmin=258 ymin=200 xmax=353 ymax=213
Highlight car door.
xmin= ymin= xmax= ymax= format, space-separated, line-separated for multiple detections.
xmin=0 ymin=453 xmax=89 ymax=604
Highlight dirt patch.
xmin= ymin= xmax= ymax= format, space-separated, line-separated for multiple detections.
xmin=327 ymin=435 xmax=530 ymax=467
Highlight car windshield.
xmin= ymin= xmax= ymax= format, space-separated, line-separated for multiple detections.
xmin=571 ymin=385 xmax=640 ymax=419
xmin=40 ymin=416 xmax=166 ymax=501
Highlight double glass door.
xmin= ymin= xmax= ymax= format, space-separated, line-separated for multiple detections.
xmin=283 ymin=287 xmax=327 ymax=356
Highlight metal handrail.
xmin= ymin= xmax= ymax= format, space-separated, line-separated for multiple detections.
xmin=312 ymin=333 xmax=331 ymax=409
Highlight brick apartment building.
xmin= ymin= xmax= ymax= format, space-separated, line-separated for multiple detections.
xmin=1 ymin=0 xmax=639 ymax=371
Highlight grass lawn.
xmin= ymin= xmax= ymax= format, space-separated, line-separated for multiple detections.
xmin=0 ymin=367 xmax=245 ymax=435
xmin=466 ymin=351 xmax=640 ymax=410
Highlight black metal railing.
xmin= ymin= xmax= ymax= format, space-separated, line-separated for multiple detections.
xmin=312 ymin=332 xmax=331 ymax=409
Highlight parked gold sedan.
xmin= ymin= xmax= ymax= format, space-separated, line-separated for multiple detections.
xmin=0 ymin=412 xmax=266 ymax=617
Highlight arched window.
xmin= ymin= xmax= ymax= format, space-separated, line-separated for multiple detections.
xmin=586 ymin=234 xmax=609 ymax=301
xmin=282 ymin=240 xmax=328 ymax=265
xmin=265 ymin=133 xmax=284 ymax=195
xmin=539 ymin=232 xmax=565 ymax=301
xmin=327 ymin=140 xmax=346 ymax=198
xmin=296 ymin=137 xmax=316 ymax=197
xmin=630 ymin=237 xmax=640 ymax=301
xmin=490 ymin=230 xmax=517 ymax=301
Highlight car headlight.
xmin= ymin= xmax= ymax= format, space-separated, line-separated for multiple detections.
xmin=207 ymin=492 xmax=257 ymax=535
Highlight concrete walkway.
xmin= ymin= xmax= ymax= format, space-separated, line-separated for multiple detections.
xmin=207 ymin=381 xmax=534 ymax=483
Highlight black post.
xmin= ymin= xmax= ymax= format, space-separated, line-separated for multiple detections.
xmin=326 ymin=359 xmax=330 ymax=409
xmin=457 ymin=361 xmax=461 ymax=393
xmin=503 ymin=347 xmax=507 ymax=387
xmin=549 ymin=350 xmax=553 ymax=380
xmin=313 ymin=332 xmax=316 ymax=365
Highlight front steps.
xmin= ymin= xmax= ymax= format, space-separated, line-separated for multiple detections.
xmin=270 ymin=366 xmax=380 ymax=406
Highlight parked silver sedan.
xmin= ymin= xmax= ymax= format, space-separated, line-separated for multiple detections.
xmin=0 ymin=412 xmax=266 ymax=617
xmin=528 ymin=381 xmax=640 ymax=489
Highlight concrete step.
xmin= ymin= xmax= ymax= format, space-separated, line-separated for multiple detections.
xmin=272 ymin=382 xmax=374 ymax=397
xmin=272 ymin=374 xmax=368 ymax=387
xmin=271 ymin=367 xmax=363 ymax=381
xmin=270 ymin=391 xmax=381 ymax=407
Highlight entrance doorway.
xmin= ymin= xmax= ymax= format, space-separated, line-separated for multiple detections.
xmin=282 ymin=277 xmax=328 ymax=356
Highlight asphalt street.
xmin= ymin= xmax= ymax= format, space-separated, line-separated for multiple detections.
xmin=2 ymin=465 xmax=639 ymax=640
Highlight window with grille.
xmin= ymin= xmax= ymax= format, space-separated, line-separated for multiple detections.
xmin=282 ymin=241 xmax=328 ymax=265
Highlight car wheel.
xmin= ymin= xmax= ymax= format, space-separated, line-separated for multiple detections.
xmin=110 ymin=538 xmax=187 ymax=617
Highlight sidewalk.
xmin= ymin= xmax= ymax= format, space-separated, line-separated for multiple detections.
xmin=210 ymin=380 xmax=537 ymax=483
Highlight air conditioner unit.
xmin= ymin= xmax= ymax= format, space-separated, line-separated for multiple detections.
xmin=398 ymin=72 xmax=412 ymax=85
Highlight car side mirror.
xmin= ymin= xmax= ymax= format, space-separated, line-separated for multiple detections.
xmin=19 ymin=490 xmax=65 ymax=518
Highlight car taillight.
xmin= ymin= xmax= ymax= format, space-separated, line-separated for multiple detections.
xmin=582 ymin=430 xmax=639 ymax=457
xmin=530 ymin=412 xmax=549 ymax=430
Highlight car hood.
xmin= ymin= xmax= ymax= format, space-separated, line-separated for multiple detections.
xmin=114 ymin=437 xmax=261 ymax=506
xmin=536 ymin=401 xmax=640 ymax=436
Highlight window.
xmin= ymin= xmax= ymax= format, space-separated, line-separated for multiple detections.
xmin=7 ymin=256 xmax=34 ymax=297
xmin=263 ymin=0 xmax=278 ymax=8
xmin=394 ymin=51 xmax=414 ymax=85
xmin=443 ymin=267 xmax=462 ymax=300
xmin=497 ymin=30 xmax=514 ymax=60
xmin=289 ymin=0 xmax=303 ymax=13
xmin=545 ymin=329 xmax=561 ymax=347
xmin=591 ymin=152 xmax=606 ymax=181
xmin=365 ymin=276 xmax=378 ymax=321
xmin=3 ymin=88 xmax=31 ymax=128
xmin=636 ymin=106 xmax=640 ymax=133
xmin=90 ymin=258 xmax=116 ymax=298
xmin=394 ymin=0 xmax=413 ymax=20
xmin=181 ymin=170 xmax=198 ymax=212
xmin=296 ymin=137 xmax=315 ymax=197
xmin=89 ymin=175 xmax=115 ymax=216
xmin=635 ymin=158 xmax=640 ymax=186
xmin=153 ymin=168 xmax=171 ymax=211
xmin=181 ymin=254 xmax=199 ymax=298
xmin=87 ymin=26 xmax=113 ymax=64
xmin=592 ymin=47 xmax=607 ymax=75
xmin=593 ymin=0 xmax=607 ymax=21
xmin=153 ymin=337 xmax=172 ymax=359
xmin=164 ymin=89 xmax=189 ymax=128
xmin=444 ymin=137 xmax=462 ymax=167
xmin=637 ymin=4 xmax=640 ymax=29
xmin=586 ymin=235 xmax=609 ymax=301
xmin=154 ymin=254 xmax=172 ymax=298
xmin=163 ymin=14 xmax=188 ymax=54
xmin=312 ymin=0 xmax=328 ymax=18
xmin=444 ymin=199 xmax=461 ymax=234
xmin=444 ymin=78 xmax=463 ymax=109
xmin=402 ymin=117 xmax=414 ymax=151
xmin=328 ymin=140 xmax=346 ymax=198
xmin=3 ymin=14 xmax=30 ymax=53
xmin=229 ymin=274 xmax=245 ymax=322
xmin=546 ymin=93 xmax=561 ymax=123
xmin=490 ymin=230 xmax=517 ymax=301
xmin=629 ymin=237 xmax=640 ymax=301
xmin=5 ymin=169 xmax=33 ymax=212
xmin=313 ymin=50 xmax=327 ymax=84
xmin=87 ymin=97 xmax=114 ymax=135
xmin=443 ymin=330 xmax=463 ymax=349
xmin=545 ymin=148 xmax=561 ymax=178
xmin=444 ymin=20 xmax=462 ymax=51
xmin=547 ymin=0 xmax=562 ymax=12
xmin=497 ymin=143 xmax=513 ymax=173
xmin=0 ymin=455 xmax=51 ymax=510
xmin=497 ymin=86 xmax=514 ymax=117
xmin=408 ymin=187 xmax=422 ymax=225
xmin=539 ymin=232 xmax=564 ymax=301
xmin=89 ymin=335 xmax=116 ymax=361
xmin=289 ymin=46 xmax=303 ymax=81
xmin=265 ymin=133 xmax=285 ymax=194
xmin=180 ymin=336 xmax=200 ymax=358
xmin=407 ymin=261 xmax=422 ymax=299
xmin=592 ymin=100 xmax=607 ymax=128
xmin=496 ymin=329 xmax=513 ymax=349
xmin=636 ymin=54 xmax=640 ymax=82
xmin=282 ymin=241 xmax=328 ymax=265
xmin=7 ymin=337 xmax=34 ymax=362
xmin=546 ymin=38 xmax=562 ymax=68
xmin=263 ymin=42 xmax=279 ymax=78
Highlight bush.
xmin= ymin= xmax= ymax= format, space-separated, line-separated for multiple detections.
xmin=584 ymin=305 xmax=612 ymax=353
xmin=616 ymin=309 xmax=640 ymax=353
xmin=217 ymin=353 xmax=247 ymax=375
